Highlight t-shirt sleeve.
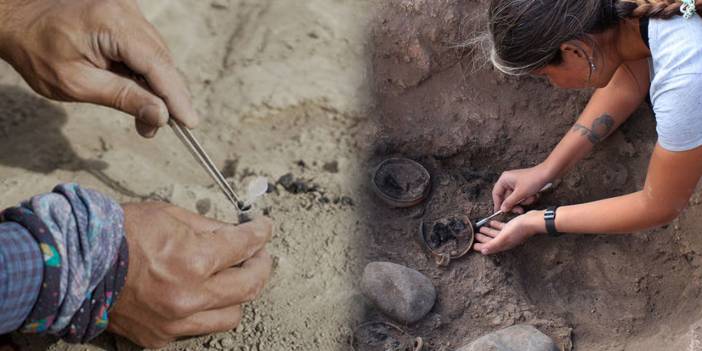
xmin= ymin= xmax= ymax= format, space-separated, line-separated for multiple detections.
xmin=653 ymin=73 xmax=702 ymax=152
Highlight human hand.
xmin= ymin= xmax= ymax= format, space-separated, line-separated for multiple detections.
xmin=473 ymin=211 xmax=545 ymax=255
xmin=0 ymin=0 xmax=198 ymax=138
xmin=492 ymin=165 xmax=552 ymax=213
xmin=108 ymin=203 xmax=273 ymax=348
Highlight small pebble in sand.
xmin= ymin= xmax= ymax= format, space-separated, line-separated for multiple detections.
xmin=196 ymin=198 xmax=212 ymax=215
xmin=323 ymin=161 xmax=339 ymax=173
xmin=277 ymin=173 xmax=318 ymax=194
xmin=360 ymin=262 xmax=436 ymax=324
xmin=456 ymin=324 xmax=559 ymax=351
xmin=219 ymin=336 xmax=235 ymax=349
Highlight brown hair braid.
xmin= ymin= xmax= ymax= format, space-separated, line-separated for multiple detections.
xmin=618 ymin=0 xmax=702 ymax=19
xmin=486 ymin=0 xmax=701 ymax=75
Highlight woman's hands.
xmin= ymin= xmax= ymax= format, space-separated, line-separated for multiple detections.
xmin=492 ymin=164 xmax=552 ymax=214
xmin=108 ymin=203 xmax=273 ymax=349
xmin=482 ymin=164 xmax=552 ymax=255
xmin=474 ymin=211 xmax=545 ymax=255
xmin=0 ymin=0 xmax=199 ymax=138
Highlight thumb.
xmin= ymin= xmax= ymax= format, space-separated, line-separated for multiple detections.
xmin=75 ymin=66 xmax=169 ymax=137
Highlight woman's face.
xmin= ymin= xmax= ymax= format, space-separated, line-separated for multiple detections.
xmin=532 ymin=41 xmax=617 ymax=89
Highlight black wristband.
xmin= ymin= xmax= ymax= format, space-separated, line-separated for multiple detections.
xmin=544 ymin=206 xmax=561 ymax=237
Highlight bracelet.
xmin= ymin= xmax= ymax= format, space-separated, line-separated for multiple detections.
xmin=544 ymin=206 xmax=561 ymax=237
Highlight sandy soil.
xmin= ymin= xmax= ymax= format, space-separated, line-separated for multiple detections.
xmin=361 ymin=1 xmax=702 ymax=350
xmin=6 ymin=1 xmax=702 ymax=351
xmin=1 ymin=0 xmax=373 ymax=350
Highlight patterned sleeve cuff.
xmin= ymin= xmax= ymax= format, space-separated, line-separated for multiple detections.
xmin=0 ymin=222 xmax=43 ymax=334
xmin=0 ymin=183 xmax=128 ymax=343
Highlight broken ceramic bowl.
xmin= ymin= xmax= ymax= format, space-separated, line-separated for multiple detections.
xmin=418 ymin=214 xmax=474 ymax=267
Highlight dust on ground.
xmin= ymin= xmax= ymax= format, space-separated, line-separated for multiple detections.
xmin=360 ymin=1 xmax=702 ymax=350
xmin=1 ymin=0 xmax=373 ymax=350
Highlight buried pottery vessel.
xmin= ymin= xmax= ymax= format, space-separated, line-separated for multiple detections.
xmin=419 ymin=214 xmax=474 ymax=267
xmin=372 ymin=158 xmax=431 ymax=208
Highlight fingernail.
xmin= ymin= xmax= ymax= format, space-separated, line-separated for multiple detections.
xmin=186 ymin=111 xmax=201 ymax=128
xmin=138 ymin=104 xmax=168 ymax=126
xmin=143 ymin=128 xmax=158 ymax=139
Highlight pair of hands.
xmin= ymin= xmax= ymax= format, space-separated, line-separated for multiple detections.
xmin=473 ymin=165 xmax=551 ymax=255
xmin=0 ymin=0 xmax=273 ymax=348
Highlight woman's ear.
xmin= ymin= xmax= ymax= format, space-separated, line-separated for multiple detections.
xmin=560 ymin=41 xmax=588 ymax=59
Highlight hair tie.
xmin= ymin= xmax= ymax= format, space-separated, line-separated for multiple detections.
xmin=681 ymin=0 xmax=697 ymax=19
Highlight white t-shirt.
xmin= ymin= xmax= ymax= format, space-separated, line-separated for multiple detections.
xmin=648 ymin=14 xmax=702 ymax=152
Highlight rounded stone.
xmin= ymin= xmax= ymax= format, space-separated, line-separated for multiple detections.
xmin=360 ymin=261 xmax=437 ymax=324
xmin=456 ymin=325 xmax=559 ymax=351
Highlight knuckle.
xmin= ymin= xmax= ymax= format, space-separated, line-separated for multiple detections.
xmin=225 ymin=314 xmax=242 ymax=331
xmin=112 ymin=81 xmax=137 ymax=111
xmin=161 ymin=289 xmax=198 ymax=318
xmin=144 ymin=45 xmax=174 ymax=77
xmin=56 ymin=73 xmax=87 ymax=100
xmin=232 ymin=309 xmax=243 ymax=328
xmin=161 ymin=322 xmax=186 ymax=338
xmin=136 ymin=333 xmax=171 ymax=350
xmin=154 ymin=45 xmax=175 ymax=66
xmin=188 ymin=253 xmax=215 ymax=277
xmin=144 ymin=339 xmax=170 ymax=350
xmin=244 ymin=279 xmax=266 ymax=301
xmin=87 ymin=0 xmax=126 ymax=23
xmin=260 ymin=218 xmax=274 ymax=239
xmin=218 ymin=306 xmax=243 ymax=332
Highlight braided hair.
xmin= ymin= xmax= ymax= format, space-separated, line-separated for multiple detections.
xmin=488 ymin=0 xmax=702 ymax=75
xmin=619 ymin=0 xmax=702 ymax=18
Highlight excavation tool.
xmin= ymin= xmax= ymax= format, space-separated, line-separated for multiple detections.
xmin=474 ymin=182 xmax=554 ymax=228
xmin=169 ymin=119 xmax=267 ymax=220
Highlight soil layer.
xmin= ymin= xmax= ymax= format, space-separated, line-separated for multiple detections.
xmin=360 ymin=1 xmax=702 ymax=350
xmin=1 ymin=0 xmax=373 ymax=350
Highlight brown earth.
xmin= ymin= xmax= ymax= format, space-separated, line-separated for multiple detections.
xmin=360 ymin=1 xmax=702 ymax=350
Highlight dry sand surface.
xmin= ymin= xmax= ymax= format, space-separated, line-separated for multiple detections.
xmin=2 ymin=0 xmax=373 ymax=350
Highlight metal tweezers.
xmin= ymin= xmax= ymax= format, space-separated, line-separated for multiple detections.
xmin=168 ymin=119 xmax=245 ymax=212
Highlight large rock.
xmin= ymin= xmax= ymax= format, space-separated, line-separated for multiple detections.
xmin=360 ymin=262 xmax=436 ymax=324
xmin=457 ymin=325 xmax=559 ymax=351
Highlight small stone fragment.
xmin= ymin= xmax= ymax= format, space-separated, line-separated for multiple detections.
xmin=456 ymin=324 xmax=559 ymax=351
xmin=332 ymin=196 xmax=354 ymax=206
xmin=360 ymin=262 xmax=436 ymax=324
xmin=196 ymin=198 xmax=212 ymax=215
xmin=323 ymin=161 xmax=339 ymax=173
xmin=220 ymin=336 xmax=235 ymax=349
xmin=277 ymin=173 xmax=318 ymax=194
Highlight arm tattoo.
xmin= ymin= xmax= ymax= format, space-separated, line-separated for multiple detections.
xmin=571 ymin=114 xmax=615 ymax=144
